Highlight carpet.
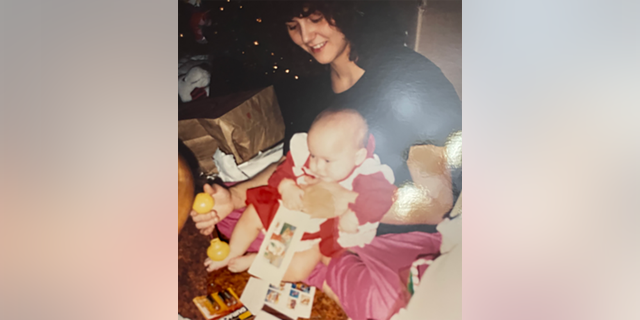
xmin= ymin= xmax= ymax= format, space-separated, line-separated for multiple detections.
xmin=178 ymin=221 xmax=347 ymax=320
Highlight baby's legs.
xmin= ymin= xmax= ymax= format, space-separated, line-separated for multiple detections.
xmin=205 ymin=204 xmax=263 ymax=272
xmin=283 ymin=243 xmax=323 ymax=282
xmin=227 ymin=243 xmax=323 ymax=283
xmin=228 ymin=252 xmax=257 ymax=273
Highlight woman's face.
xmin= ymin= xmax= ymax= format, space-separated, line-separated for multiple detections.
xmin=286 ymin=12 xmax=349 ymax=65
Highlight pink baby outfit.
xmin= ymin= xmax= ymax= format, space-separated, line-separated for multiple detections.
xmin=247 ymin=132 xmax=396 ymax=258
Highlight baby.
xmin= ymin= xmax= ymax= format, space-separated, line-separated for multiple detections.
xmin=205 ymin=109 xmax=396 ymax=282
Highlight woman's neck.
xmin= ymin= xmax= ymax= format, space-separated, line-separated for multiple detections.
xmin=329 ymin=45 xmax=365 ymax=94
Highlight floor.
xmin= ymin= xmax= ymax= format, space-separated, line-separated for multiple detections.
xmin=178 ymin=221 xmax=347 ymax=320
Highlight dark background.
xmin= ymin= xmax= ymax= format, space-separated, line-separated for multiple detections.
xmin=178 ymin=0 xmax=421 ymax=98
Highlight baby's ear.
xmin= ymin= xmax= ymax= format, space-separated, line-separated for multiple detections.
xmin=354 ymin=147 xmax=367 ymax=166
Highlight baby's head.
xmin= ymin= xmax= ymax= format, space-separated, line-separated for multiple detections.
xmin=307 ymin=109 xmax=369 ymax=182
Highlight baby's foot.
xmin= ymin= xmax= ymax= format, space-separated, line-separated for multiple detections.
xmin=228 ymin=253 xmax=257 ymax=273
xmin=204 ymin=255 xmax=233 ymax=272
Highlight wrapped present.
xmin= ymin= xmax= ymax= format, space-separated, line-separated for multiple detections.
xmin=179 ymin=86 xmax=285 ymax=176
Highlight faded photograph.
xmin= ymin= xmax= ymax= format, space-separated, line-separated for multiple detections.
xmin=179 ymin=1 xmax=462 ymax=319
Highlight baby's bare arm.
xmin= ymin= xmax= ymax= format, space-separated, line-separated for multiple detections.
xmin=278 ymin=178 xmax=304 ymax=210
xmin=301 ymin=180 xmax=358 ymax=219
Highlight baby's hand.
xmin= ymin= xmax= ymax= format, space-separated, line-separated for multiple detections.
xmin=338 ymin=209 xmax=360 ymax=234
xmin=278 ymin=179 xmax=304 ymax=211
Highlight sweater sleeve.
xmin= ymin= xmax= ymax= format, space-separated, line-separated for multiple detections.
xmin=267 ymin=151 xmax=296 ymax=189
xmin=348 ymin=172 xmax=397 ymax=224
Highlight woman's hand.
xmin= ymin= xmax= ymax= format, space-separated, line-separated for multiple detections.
xmin=278 ymin=178 xmax=305 ymax=211
xmin=190 ymin=183 xmax=235 ymax=235
xmin=301 ymin=178 xmax=358 ymax=219
xmin=338 ymin=209 xmax=360 ymax=234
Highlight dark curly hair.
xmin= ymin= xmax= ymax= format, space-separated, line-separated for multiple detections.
xmin=265 ymin=1 xmax=405 ymax=69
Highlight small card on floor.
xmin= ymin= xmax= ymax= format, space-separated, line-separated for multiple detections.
xmin=248 ymin=202 xmax=311 ymax=286
xmin=241 ymin=277 xmax=315 ymax=320
xmin=264 ymin=281 xmax=314 ymax=319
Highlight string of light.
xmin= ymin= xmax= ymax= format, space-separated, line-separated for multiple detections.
xmin=181 ymin=0 xmax=303 ymax=80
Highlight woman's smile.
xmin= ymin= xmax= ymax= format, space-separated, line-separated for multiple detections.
xmin=310 ymin=41 xmax=327 ymax=53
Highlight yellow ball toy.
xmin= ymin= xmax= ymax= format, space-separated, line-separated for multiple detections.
xmin=192 ymin=192 xmax=215 ymax=214
xmin=207 ymin=238 xmax=230 ymax=261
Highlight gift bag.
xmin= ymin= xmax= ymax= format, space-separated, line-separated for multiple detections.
xmin=179 ymin=86 xmax=285 ymax=175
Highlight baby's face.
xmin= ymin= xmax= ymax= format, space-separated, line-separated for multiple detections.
xmin=307 ymin=127 xmax=361 ymax=182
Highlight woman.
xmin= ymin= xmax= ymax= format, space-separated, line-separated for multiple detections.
xmin=192 ymin=2 xmax=461 ymax=319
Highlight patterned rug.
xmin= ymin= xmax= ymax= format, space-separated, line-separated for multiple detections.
xmin=178 ymin=221 xmax=347 ymax=320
